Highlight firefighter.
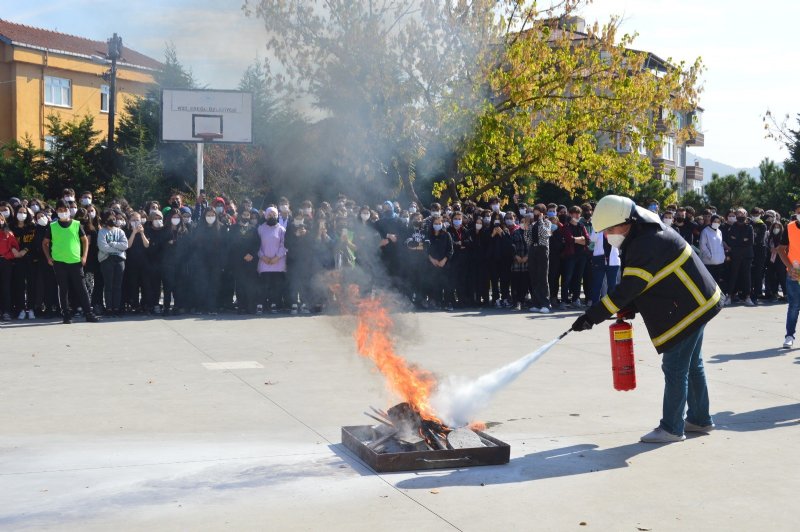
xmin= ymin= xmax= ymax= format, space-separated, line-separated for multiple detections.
xmin=570 ymin=195 xmax=722 ymax=443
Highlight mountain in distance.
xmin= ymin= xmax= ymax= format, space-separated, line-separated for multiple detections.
xmin=687 ymin=151 xmax=761 ymax=180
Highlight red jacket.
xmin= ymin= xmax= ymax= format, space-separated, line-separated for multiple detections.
xmin=0 ymin=230 xmax=19 ymax=260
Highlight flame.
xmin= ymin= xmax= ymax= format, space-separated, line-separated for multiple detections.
xmin=352 ymin=291 xmax=440 ymax=422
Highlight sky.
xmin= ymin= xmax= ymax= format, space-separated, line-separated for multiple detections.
xmin=3 ymin=0 xmax=797 ymax=169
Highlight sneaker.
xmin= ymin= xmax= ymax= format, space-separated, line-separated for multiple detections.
xmin=572 ymin=300 xmax=585 ymax=308
xmin=1 ymin=313 xmax=10 ymax=321
xmin=27 ymin=310 xmax=35 ymax=320
xmin=495 ymin=299 xmax=503 ymax=309
xmin=445 ymin=304 xmax=454 ymax=311
xmin=529 ymin=306 xmax=542 ymax=313
xmin=514 ymin=302 xmax=522 ymax=311
xmin=62 ymin=314 xmax=72 ymax=324
xmin=17 ymin=310 xmax=26 ymax=320
xmin=744 ymin=298 xmax=755 ymax=307
xmin=640 ymin=427 xmax=685 ymax=443
xmin=85 ymin=314 xmax=100 ymax=323
xmin=256 ymin=304 xmax=263 ymax=315
xmin=684 ymin=421 xmax=715 ymax=433
xmin=783 ymin=335 xmax=794 ymax=349
xmin=270 ymin=304 xmax=278 ymax=314
xmin=538 ymin=306 xmax=551 ymax=314
xmin=291 ymin=304 xmax=298 ymax=315
xmin=721 ymin=295 xmax=730 ymax=306
xmin=300 ymin=304 xmax=310 ymax=314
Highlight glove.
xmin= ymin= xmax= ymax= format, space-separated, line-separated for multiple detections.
xmin=617 ymin=308 xmax=636 ymax=320
xmin=571 ymin=314 xmax=594 ymax=332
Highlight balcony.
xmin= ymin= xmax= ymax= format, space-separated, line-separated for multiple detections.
xmin=686 ymin=130 xmax=705 ymax=147
xmin=685 ymin=163 xmax=704 ymax=182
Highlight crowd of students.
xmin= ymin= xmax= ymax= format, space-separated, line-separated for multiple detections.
xmin=0 ymin=187 xmax=790 ymax=323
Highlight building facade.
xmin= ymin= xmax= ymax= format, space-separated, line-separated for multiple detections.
xmin=0 ymin=19 xmax=160 ymax=149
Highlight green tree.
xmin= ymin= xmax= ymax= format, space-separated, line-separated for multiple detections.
xmin=0 ymin=137 xmax=46 ymax=199
xmin=678 ymin=189 xmax=707 ymax=212
xmin=43 ymin=114 xmax=106 ymax=199
xmin=750 ymin=157 xmax=797 ymax=216
xmin=703 ymin=171 xmax=755 ymax=213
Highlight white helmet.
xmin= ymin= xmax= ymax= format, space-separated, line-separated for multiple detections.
xmin=593 ymin=194 xmax=664 ymax=232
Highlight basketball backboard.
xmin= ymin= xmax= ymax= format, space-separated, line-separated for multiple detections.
xmin=161 ymin=89 xmax=252 ymax=143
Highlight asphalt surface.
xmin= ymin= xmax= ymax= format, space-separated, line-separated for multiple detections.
xmin=1 ymin=301 xmax=798 ymax=531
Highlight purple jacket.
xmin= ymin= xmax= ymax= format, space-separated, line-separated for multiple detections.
xmin=257 ymin=223 xmax=287 ymax=273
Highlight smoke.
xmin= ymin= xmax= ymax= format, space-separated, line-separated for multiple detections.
xmin=430 ymin=336 xmax=562 ymax=428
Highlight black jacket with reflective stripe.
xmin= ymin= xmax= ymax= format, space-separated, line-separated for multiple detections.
xmin=585 ymin=223 xmax=722 ymax=353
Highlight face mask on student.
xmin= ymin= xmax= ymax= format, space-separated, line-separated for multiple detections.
xmin=409 ymin=207 xmax=417 ymax=214
xmin=432 ymin=223 xmax=443 ymax=232
xmin=17 ymin=213 xmax=27 ymax=221
xmin=505 ymin=219 xmax=515 ymax=227
xmin=711 ymin=222 xmax=720 ymax=230
xmin=88 ymin=211 xmax=96 ymax=219
xmin=266 ymin=217 xmax=278 ymax=226
xmin=171 ymin=218 xmax=181 ymax=226
xmin=547 ymin=211 xmax=556 ymax=217
xmin=31 ymin=205 xmax=40 ymax=213
xmin=64 ymin=196 xmax=75 ymax=203
xmin=1 ymin=209 xmax=11 ymax=217
xmin=116 ymin=219 xmax=125 ymax=227
xmin=69 ymin=208 xmax=77 ymax=216
xmin=483 ymin=216 xmax=491 ymax=224
xmin=773 ymin=228 xmax=781 ymax=235
xmin=519 ymin=208 xmax=527 ymax=216
xmin=663 ymin=218 xmax=673 ymax=226
xmin=400 ymin=217 xmax=409 ymax=225
xmin=81 ymin=198 xmax=92 ymax=206
xmin=37 ymin=217 xmax=48 ymax=227
xmin=360 ymin=213 xmax=370 ymax=221
xmin=491 ymin=204 xmax=500 ymax=212
xmin=550 ymin=223 xmax=558 ymax=232
xmin=205 ymin=216 xmax=216 ymax=225
xmin=57 ymin=211 xmax=70 ymax=221
xmin=153 ymin=219 xmax=164 ymax=229
xmin=453 ymin=219 xmax=462 ymax=228
xmin=214 ymin=206 xmax=224 ymax=215
xmin=727 ymin=216 xmax=737 ymax=223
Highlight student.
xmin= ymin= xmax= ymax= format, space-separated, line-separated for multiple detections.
xmin=588 ymin=231 xmax=620 ymax=306
xmin=258 ymin=206 xmax=288 ymax=313
xmin=162 ymin=209 xmax=190 ymax=315
xmin=765 ymin=220 xmax=786 ymax=301
xmin=0 ymin=211 xmax=23 ymax=321
xmin=193 ymin=207 xmax=228 ymax=314
xmin=425 ymin=214 xmax=454 ymax=310
xmin=82 ymin=204 xmax=103 ymax=314
xmin=526 ymin=204 xmax=551 ymax=314
xmin=562 ymin=206 xmax=590 ymax=308
xmin=699 ymin=214 xmax=728 ymax=303
xmin=124 ymin=212 xmax=149 ymax=313
xmin=228 ymin=210 xmax=259 ymax=314
xmin=486 ymin=211 xmax=513 ymax=307
xmin=11 ymin=206 xmax=36 ymax=319
xmin=726 ymin=208 xmax=755 ymax=306
xmin=285 ymin=211 xmax=315 ymax=313
xmin=447 ymin=211 xmax=474 ymax=307
xmin=509 ymin=212 xmax=529 ymax=310
xmin=144 ymin=210 xmax=170 ymax=314
xmin=97 ymin=211 xmax=128 ymax=316
xmin=41 ymin=200 xmax=99 ymax=324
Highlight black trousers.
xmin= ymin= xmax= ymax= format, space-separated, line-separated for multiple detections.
xmin=728 ymin=254 xmax=753 ymax=298
xmin=100 ymin=257 xmax=125 ymax=312
xmin=0 ymin=258 xmax=12 ymax=313
xmin=124 ymin=260 xmax=146 ymax=310
xmin=548 ymin=254 xmax=562 ymax=304
xmin=705 ymin=263 xmax=726 ymax=295
xmin=143 ymin=263 xmax=163 ymax=310
xmin=260 ymin=271 xmax=286 ymax=308
xmin=12 ymin=258 xmax=35 ymax=312
xmin=528 ymin=246 xmax=550 ymax=308
xmin=53 ymin=261 xmax=92 ymax=316
xmin=234 ymin=263 xmax=258 ymax=312
xmin=488 ymin=259 xmax=511 ymax=302
xmin=751 ymin=248 xmax=766 ymax=298
xmin=510 ymin=269 xmax=529 ymax=304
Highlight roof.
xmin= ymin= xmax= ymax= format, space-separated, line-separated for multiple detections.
xmin=0 ymin=19 xmax=162 ymax=71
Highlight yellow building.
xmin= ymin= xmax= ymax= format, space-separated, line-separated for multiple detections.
xmin=0 ymin=19 xmax=160 ymax=148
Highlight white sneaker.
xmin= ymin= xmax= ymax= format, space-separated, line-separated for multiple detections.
xmin=538 ymin=307 xmax=551 ymax=314
xmin=270 ymin=304 xmax=278 ymax=314
xmin=721 ymin=295 xmax=730 ymax=306
xmin=529 ymin=306 xmax=542 ymax=313
xmin=783 ymin=335 xmax=794 ymax=348
xmin=17 ymin=310 xmax=26 ymax=320
xmin=291 ymin=304 xmax=298 ymax=315
xmin=684 ymin=421 xmax=715 ymax=433
xmin=744 ymin=298 xmax=755 ymax=307
xmin=300 ymin=304 xmax=310 ymax=314
xmin=27 ymin=310 xmax=35 ymax=319
xmin=495 ymin=299 xmax=503 ymax=308
xmin=640 ymin=427 xmax=685 ymax=443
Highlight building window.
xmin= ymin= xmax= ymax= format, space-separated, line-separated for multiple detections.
xmin=692 ymin=110 xmax=703 ymax=131
xmin=44 ymin=135 xmax=56 ymax=151
xmin=661 ymin=136 xmax=674 ymax=160
xmin=100 ymin=85 xmax=109 ymax=113
xmin=44 ymin=76 xmax=71 ymax=107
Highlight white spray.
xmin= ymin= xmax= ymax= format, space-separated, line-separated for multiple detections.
xmin=430 ymin=335 xmax=566 ymax=427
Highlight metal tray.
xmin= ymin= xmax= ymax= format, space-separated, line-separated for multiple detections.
xmin=341 ymin=425 xmax=510 ymax=473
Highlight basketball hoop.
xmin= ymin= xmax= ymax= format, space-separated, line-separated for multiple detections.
xmin=193 ymin=132 xmax=223 ymax=142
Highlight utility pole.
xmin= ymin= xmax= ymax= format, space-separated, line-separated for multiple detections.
xmin=104 ymin=33 xmax=123 ymax=190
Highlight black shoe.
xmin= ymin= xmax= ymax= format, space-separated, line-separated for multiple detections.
xmin=63 ymin=315 xmax=72 ymax=324
xmin=85 ymin=314 xmax=100 ymax=323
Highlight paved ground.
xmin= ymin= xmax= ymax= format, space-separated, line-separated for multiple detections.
xmin=1 ymin=301 xmax=798 ymax=531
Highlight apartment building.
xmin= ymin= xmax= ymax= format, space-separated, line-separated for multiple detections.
xmin=0 ymin=19 xmax=160 ymax=149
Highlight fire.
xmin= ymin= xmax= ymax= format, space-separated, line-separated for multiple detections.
xmin=352 ymin=293 xmax=440 ymax=422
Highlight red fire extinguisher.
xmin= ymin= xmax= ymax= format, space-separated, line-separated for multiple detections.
xmin=608 ymin=314 xmax=636 ymax=391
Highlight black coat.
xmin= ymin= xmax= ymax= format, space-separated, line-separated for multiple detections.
xmin=586 ymin=223 xmax=721 ymax=353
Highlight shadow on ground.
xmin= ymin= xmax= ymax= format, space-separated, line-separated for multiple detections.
xmin=709 ymin=347 xmax=792 ymax=363
xmin=714 ymin=403 xmax=800 ymax=431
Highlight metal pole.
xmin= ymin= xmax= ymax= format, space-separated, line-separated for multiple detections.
xmin=197 ymin=142 xmax=204 ymax=192
xmin=106 ymin=33 xmax=122 ymax=190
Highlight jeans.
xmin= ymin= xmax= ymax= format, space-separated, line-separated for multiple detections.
xmin=659 ymin=325 xmax=713 ymax=436
xmin=785 ymin=277 xmax=800 ymax=337
xmin=589 ymin=256 xmax=619 ymax=305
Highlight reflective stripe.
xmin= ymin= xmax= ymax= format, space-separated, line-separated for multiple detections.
xmin=652 ymin=286 xmax=721 ymax=347
xmin=645 ymin=245 xmax=692 ymax=291
xmin=674 ymin=267 xmax=706 ymax=306
xmin=601 ymin=295 xmax=620 ymax=314
xmin=623 ymin=267 xmax=653 ymax=283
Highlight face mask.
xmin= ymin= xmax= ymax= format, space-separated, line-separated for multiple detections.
xmin=765 ymin=217 xmax=774 ymax=224
xmin=205 ymin=216 xmax=216 ymax=225
xmin=31 ymin=205 xmax=40 ymax=213
xmin=57 ymin=211 xmax=70 ymax=221
xmin=606 ymin=233 xmax=626 ymax=248
xmin=0 ymin=210 xmax=9 ymax=217
xmin=65 ymin=196 xmax=75 ymax=203
xmin=727 ymin=216 xmax=737 ymax=223
xmin=550 ymin=223 xmax=558 ymax=232
xmin=214 ymin=206 xmax=224 ymax=215
xmin=570 ymin=216 xmax=580 ymax=224
xmin=648 ymin=204 xmax=658 ymax=212
xmin=445 ymin=209 xmax=452 ymax=216
xmin=711 ymin=222 xmax=720 ymax=230
xmin=773 ymin=228 xmax=781 ymax=235
xmin=505 ymin=219 xmax=515 ymax=227
xmin=400 ymin=217 xmax=409 ymax=224
xmin=547 ymin=211 xmax=556 ymax=218
xmin=81 ymin=198 xmax=91 ymax=206
xmin=453 ymin=219 xmax=462 ymax=228
xmin=433 ymin=223 xmax=443 ymax=232
xmin=279 ymin=204 xmax=289 ymax=213
xmin=663 ymin=218 xmax=673 ymax=226
xmin=483 ymin=216 xmax=491 ymax=224
xmin=69 ymin=208 xmax=77 ymax=216
xmin=558 ymin=214 xmax=570 ymax=224
xmin=302 ymin=208 xmax=311 ymax=215
xmin=266 ymin=218 xmax=278 ymax=226
xmin=491 ymin=204 xmax=500 ymax=212
xmin=519 ymin=209 xmax=527 ymax=216
xmin=360 ymin=213 xmax=370 ymax=221
xmin=17 ymin=213 xmax=27 ymax=221
xmin=736 ymin=216 xmax=746 ymax=223
xmin=116 ymin=219 xmax=125 ymax=227
xmin=166 ymin=217 xmax=179 ymax=227
xmin=752 ymin=215 xmax=760 ymax=222
xmin=149 ymin=209 xmax=158 ymax=215
xmin=409 ymin=207 xmax=417 ymax=214
xmin=475 ymin=223 xmax=483 ymax=231
xmin=431 ymin=211 xmax=441 ymax=217
xmin=443 ymin=222 xmax=450 ymax=229
xmin=153 ymin=220 xmax=164 ymax=229
xmin=294 ymin=220 xmax=304 ymax=227
xmin=37 ymin=217 xmax=48 ymax=227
